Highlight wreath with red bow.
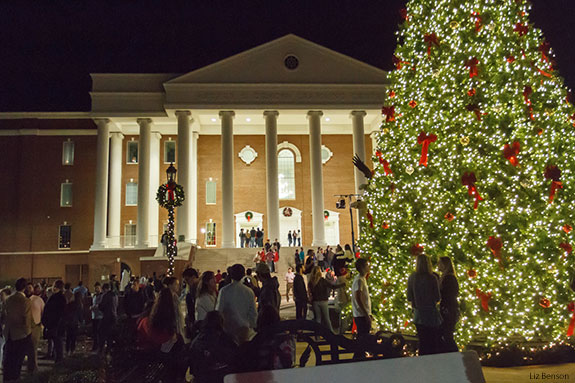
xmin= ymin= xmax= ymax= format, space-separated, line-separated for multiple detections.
xmin=156 ymin=182 xmax=185 ymax=208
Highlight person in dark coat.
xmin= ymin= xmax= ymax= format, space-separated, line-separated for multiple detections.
xmin=42 ymin=280 xmax=67 ymax=363
xmin=438 ymin=256 xmax=459 ymax=352
xmin=98 ymin=283 xmax=118 ymax=354
xmin=255 ymin=263 xmax=281 ymax=312
xmin=293 ymin=265 xmax=308 ymax=320
xmin=182 ymin=267 xmax=200 ymax=338
xmin=124 ymin=280 xmax=146 ymax=340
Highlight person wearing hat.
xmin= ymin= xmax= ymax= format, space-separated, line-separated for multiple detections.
xmin=255 ymin=263 xmax=281 ymax=313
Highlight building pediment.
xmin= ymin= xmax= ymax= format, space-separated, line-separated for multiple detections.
xmin=166 ymin=34 xmax=388 ymax=85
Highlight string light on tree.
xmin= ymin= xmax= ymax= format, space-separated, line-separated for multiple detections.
xmin=359 ymin=0 xmax=575 ymax=349
xmin=156 ymin=163 xmax=185 ymax=276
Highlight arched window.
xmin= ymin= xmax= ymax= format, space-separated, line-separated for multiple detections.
xmin=278 ymin=149 xmax=296 ymax=200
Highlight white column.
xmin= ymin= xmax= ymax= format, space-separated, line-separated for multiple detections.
xmin=351 ymin=110 xmax=367 ymax=194
xmin=176 ymin=111 xmax=192 ymax=243
xmin=107 ymin=132 xmax=124 ymax=248
xmin=149 ymin=131 xmax=161 ymax=245
xmin=92 ymin=119 xmax=110 ymax=249
xmin=308 ymin=111 xmax=327 ymax=247
xmin=264 ymin=111 xmax=280 ymax=243
xmin=220 ymin=111 xmax=235 ymax=248
xmin=190 ymin=131 xmax=199 ymax=244
xmin=136 ymin=118 xmax=152 ymax=247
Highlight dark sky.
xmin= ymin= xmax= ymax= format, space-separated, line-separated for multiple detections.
xmin=0 ymin=0 xmax=573 ymax=112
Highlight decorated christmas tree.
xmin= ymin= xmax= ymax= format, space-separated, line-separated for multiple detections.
xmin=360 ymin=0 xmax=575 ymax=347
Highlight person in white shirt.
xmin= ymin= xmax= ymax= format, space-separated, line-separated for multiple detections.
xmin=215 ymin=264 xmax=257 ymax=344
xmin=25 ymin=283 xmax=45 ymax=372
xmin=284 ymin=268 xmax=295 ymax=302
xmin=195 ymin=271 xmax=217 ymax=322
xmin=352 ymin=258 xmax=372 ymax=348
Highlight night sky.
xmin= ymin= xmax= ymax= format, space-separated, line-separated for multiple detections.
xmin=0 ymin=0 xmax=573 ymax=112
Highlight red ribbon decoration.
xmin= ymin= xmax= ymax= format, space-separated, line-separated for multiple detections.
xmin=503 ymin=141 xmax=520 ymax=166
xmin=410 ymin=244 xmax=424 ymax=256
xmin=544 ymin=165 xmax=562 ymax=203
xmin=466 ymin=103 xmax=482 ymax=121
xmin=366 ymin=212 xmax=374 ymax=228
xmin=375 ymin=151 xmax=393 ymax=176
xmin=166 ymin=182 xmax=176 ymax=201
xmin=399 ymin=8 xmax=408 ymax=21
xmin=563 ymin=225 xmax=573 ymax=234
xmin=392 ymin=55 xmax=404 ymax=70
xmin=523 ymin=86 xmax=533 ymax=105
xmin=462 ymin=172 xmax=483 ymax=209
xmin=539 ymin=41 xmax=551 ymax=62
xmin=382 ymin=106 xmax=396 ymax=123
xmin=476 ymin=288 xmax=492 ymax=312
xmin=560 ymin=242 xmax=573 ymax=256
xmin=423 ymin=33 xmax=440 ymax=57
xmin=471 ymin=12 xmax=482 ymax=32
xmin=568 ymin=302 xmax=575 ymax=337
xmin=417 ymin=131 xmax=437 ymax=167
xmin=514 ymin=22 xmax=529 ymax=36
xmin=465 ymin=57 xmax=479 ymax=78
xmin=487 ymin=236 xmax=504 ymax=269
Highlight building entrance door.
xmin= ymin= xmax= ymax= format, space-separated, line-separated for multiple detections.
xmin=235 ymin=211 xmax=264 ymax=248
xmin=324 ymin=209 xmax=340 ymax=246
xmin=279 ymin=207 xmax=302 ymax=247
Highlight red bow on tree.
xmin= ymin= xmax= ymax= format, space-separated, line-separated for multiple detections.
xmin=410 ymin=244 xmax=424 ymax=256
xmin=487 ymin=236 xmax=504 ymax=269
xmin=539 ymin=41 xmax=551 ymax=62
xmin=417 ymin=131 xmax=437 ymax=167
xmin=471 ymin=12 xmax=482 ymax=32
xmin=375 ymin=151 xmax=393 ymax=176
xmin=476 ymin=288 xmax=492 ymax=312
xmin=423 ymin=33 xmax=440 ymax=57
xmin=559 ymin=242 xmax=573 ymax=258
xmin=523 ymin=86 xmax=533 ymax=106
xmin=544 ymin=165 xmax=562 ymax=203
xmin=166 ymin=182 xmax=176 ymax=201
xmin=462 ymin=172 xmax=483 ymax=209
xmin=503 ymin=141 xmax=520 ymax=166
xmin=563 ymin=225 xmax=573 ymax=234
xmin=366 ymin=212 xmax=374 ymax=228
xmin=465 ymin=57 xmax=479 ymax=78
xmin=514 ymin=22 xmax=529 ymax=36
xmin=568 ymin=302 xmax=575 ymax=337
xmin=399 ymin=8 xmax=408 ymax=21
xmin=382 ymin=106 xmax=396 ymax=123
xmin=466 ymin=103 xmax=483 ymax=121
xmin=392 ymin=55 xmax=404 ymax=70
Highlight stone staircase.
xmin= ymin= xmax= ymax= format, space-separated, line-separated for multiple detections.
xmin=192 ymin=246 xmax=307 ymax=277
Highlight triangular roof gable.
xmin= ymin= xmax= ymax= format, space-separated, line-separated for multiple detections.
xmin=166 ymin=34 xmax=387 ymax=85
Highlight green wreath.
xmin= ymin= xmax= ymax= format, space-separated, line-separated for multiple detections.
xmin=245 ymin=211 xmax=254 ymax=222
xmin=156 ymin=182 xmax=185 ymax=208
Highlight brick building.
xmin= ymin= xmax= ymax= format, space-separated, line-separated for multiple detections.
xmin=0 ymin=35 xmax=388 ymax=285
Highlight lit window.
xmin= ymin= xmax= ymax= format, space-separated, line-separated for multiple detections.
xmin=164 ymin=140 xmax=176 ymax=163
xmin=59 ymin=225 xmax=71 ymax=249
xmin=124 ymin=224 xmax=136 ymax=247
xmin=206 ymin=222 xmax=216 ymax=246
xmin=206 ymin=180 xmax=216 ymax=204
xmin=126 ymin=182 xmax=138 ymax=206
xmin=62 ymin=140 xmax=74 ymax=165
xmin=278 ymin=149 xmax=295 ymax=200
xmin=60 ymin=183 xmax=73 ymax=207
xmin=127 ymin=141 xmax=138 ymax=164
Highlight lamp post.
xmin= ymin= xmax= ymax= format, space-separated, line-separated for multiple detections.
xmin=157 ymin=163 xmax=185 ymax=276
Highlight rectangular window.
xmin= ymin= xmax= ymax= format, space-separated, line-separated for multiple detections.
xmin=206 ymin=222 xmax=216 ymax=246
xmin=59 ymin=225 xmax=71 ymax=249
xmin=206 ymin=180 xmax=216 ymax=204
xmin=60 ymin=183 xmax=73 ymax=207
xmin=62 ymin=140 xmax=74 ymax=165
xmin=126 ymin=182 xmax=138 ymax=206
xmin=124 ymin=224 xmax=136 ymax=247
xmin=127 ymin=141 xmax=139 ymax=164
xmin=164 ymin=140 xmax=176 ymax=164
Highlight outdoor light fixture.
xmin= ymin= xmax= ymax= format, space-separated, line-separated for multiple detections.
xmin=336 ymin=198 xmax=346 ymax=209
xmin=166 ymin=163 xmax=177 ymax=183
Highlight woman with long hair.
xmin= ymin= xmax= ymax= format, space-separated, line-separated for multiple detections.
xmin=407 ymin=254 xmax=442 ymax=355
xmin=137 ymin=288 xmax=177 ymax=351
xmin=308 ymin=266 xmax=344 ymax=333
xmin=438 ymin=257 xmax=459 ymax=352
xmin=195 ymin=271 xmax=217 ymax=322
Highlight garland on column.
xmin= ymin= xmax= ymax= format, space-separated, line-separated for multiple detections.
xmin=157 ymin=177 xmax=185 ymax=276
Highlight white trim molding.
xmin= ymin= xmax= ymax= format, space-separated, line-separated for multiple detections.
xmin=277 ymin=141 xmax=302 ymax=163
xmin=238 ymin=145 xmax=258 ymax=165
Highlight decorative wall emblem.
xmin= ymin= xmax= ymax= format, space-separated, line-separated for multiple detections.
xmin=321 ymin=145 xmax=333 ymax=164
xmin=239 ymin=145 xmax=258 ymax=165
xmin=283 ymin=207 xmax=293 ymax=217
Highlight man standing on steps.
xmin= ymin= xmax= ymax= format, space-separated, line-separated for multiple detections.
xmin=284 ymin=267 xmax=295 ymax=302
xmin=250 ymin=227 xmax=257 ymax=248
xmin=293 ymin=265 xmax=308 ymax=320
xmin=239 ymin=228 xmax=246 ymax=248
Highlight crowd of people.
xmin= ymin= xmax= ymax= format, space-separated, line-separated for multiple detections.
xmin=0 ymin=248 xmax=460 ymax=382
